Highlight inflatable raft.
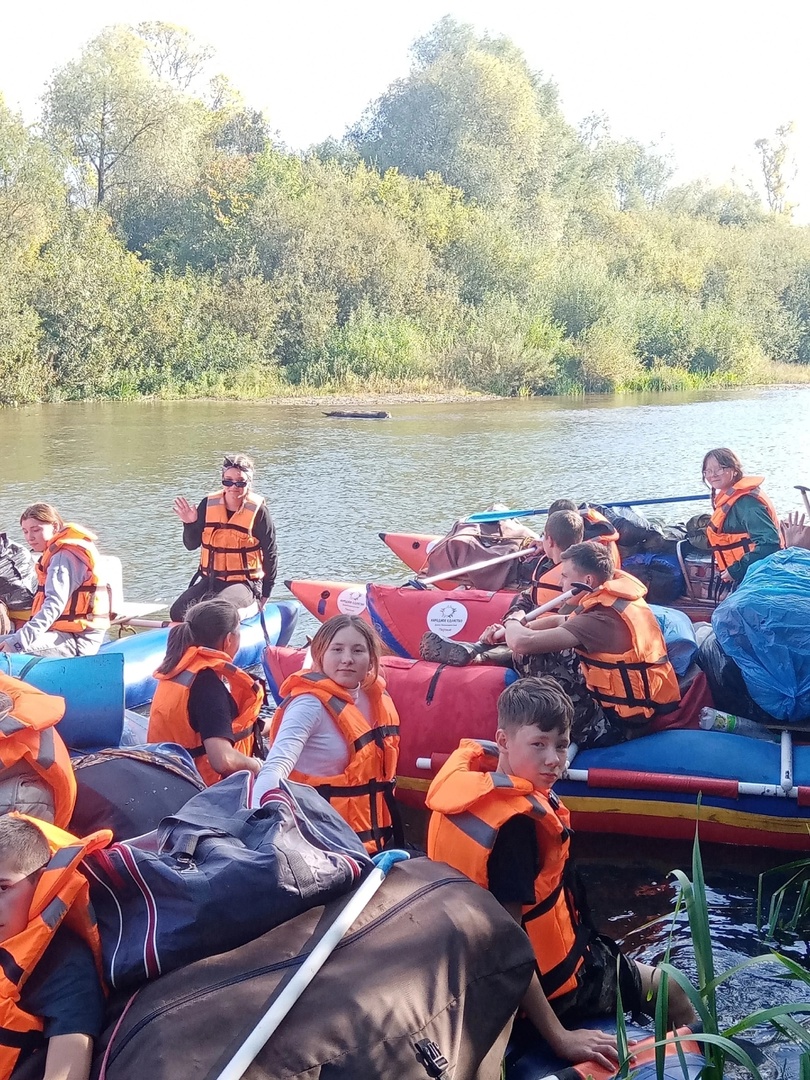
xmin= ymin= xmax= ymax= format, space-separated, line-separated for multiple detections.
xmin=1 ymin=601 xmax=300 ymax=748
xmin=379 ymin=530 xmax=717 ymax=621
xmin=285 ymin=579 xmax=699 ymax=676
xmin=264 ymin=646 xmax=810 ymax=851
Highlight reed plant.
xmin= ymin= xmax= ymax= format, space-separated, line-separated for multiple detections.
xmin=614 ymin=820 xmax=810 ymax=1080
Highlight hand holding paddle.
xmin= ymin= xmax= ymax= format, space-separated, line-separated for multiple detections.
xmin=477 ymin=582 xmax=592 ymax=644
xmin=173 ymin=496 xmax=198 ymax=524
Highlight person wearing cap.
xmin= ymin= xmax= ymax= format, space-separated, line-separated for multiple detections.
xmin=170 ymin=454 xmax=278 ymax=622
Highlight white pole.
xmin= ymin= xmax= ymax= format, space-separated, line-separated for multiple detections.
xmin=214 ymin=852 xmax=408 ymax=1080
xmin=419 ymin=543 xmax=541 ymax=586
xmin=562 ymin=767 xmax=799 ymax=799
xmin=781 ymin=730 xmax=794 ymax=793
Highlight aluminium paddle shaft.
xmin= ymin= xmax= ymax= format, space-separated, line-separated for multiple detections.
xmin=466 ymin=492 xmax=710 ymax=524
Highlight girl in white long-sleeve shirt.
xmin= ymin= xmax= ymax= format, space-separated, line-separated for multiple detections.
xmin=252 ymin=616 xmax=400 ymax=852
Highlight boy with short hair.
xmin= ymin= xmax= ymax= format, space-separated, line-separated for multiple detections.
xmin=426 ymin=677 xmax=695 ymax=1070
xmin=0 ymin=814 xmax=109 ymax=1080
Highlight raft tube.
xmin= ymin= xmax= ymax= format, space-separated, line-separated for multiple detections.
xmin=378 ymin=532 xmax=441 ymax=574
xmin=284 ymin=580 xmax=369 ymax=623
xmin=1 ymin=600 xmax=300 ymax=726
xmin=506 ymin=1021 xmax=705 ymax=1080
xmin=263 ymin=645 xmax=517 ymax=812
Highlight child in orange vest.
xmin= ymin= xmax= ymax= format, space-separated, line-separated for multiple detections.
xmin=149 ymin=599 xmax=264 ymax=785
xmin=427 ymin=677 xmax=695 ymax=1070
xmin=251 ymin=615 xmax=400 ymax=853
xmin=0 ymin=814 xmax=109 ymax=1080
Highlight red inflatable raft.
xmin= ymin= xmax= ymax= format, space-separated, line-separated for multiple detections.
xmin=262 ymin=646 xmax=810 ymax=850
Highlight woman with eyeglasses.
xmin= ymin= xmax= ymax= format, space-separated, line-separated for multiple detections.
xmin=169 ymin=454 xmax=277 ymax=621
xmin=702 ymin=447 xmax=783 ymax=586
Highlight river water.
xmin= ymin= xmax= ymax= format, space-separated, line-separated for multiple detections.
xmin=2 ymin=386 xmax=810 ymax=1067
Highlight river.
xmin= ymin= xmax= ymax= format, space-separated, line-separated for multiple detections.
xmin=2 ymin=385 xmax=810 ymax=1069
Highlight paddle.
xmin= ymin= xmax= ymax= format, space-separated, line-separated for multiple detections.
xmin=214 ymin=848 xmax=409 ymax=1080
xmin=795 ymin=485 xmax=810 ymax=516
xmin=466 ymin=493 xmax=711 ymax=525
xmin=419 ymin=542 xmax=543 ymax=585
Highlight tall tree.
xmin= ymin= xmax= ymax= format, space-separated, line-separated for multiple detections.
xmin=0 ymin=96 xmax=65 ymax=256
xmin=349 ymin=17 xmax=574 ymax=205
xmin=755 ymin=122 xmax=795 ymax=216
xmin=43 ymin=26 xmax=206 ymax=206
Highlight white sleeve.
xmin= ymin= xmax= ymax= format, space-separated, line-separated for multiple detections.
xmin=251 ymin=696 xmax=323 ymax=807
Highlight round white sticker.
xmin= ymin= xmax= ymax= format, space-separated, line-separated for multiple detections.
xmin=336 ymin=587 xmax=367 ymax=615
xmin=426 ymin=600 xmax=469 ymax=639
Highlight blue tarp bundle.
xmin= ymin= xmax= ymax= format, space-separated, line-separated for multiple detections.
xmin=712 ymin=548 xmax=810 ymax=723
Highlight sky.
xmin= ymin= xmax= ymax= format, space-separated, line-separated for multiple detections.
xmin=2 ymin=0 xmax=810 ymax=218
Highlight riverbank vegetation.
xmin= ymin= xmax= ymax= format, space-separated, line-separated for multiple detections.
xmin=3 ymin=19 xmax=810 ymax=403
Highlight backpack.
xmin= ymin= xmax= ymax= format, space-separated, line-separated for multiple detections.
xmin=0 ymin=533 xmax=36 ymax=610
xmin=83 ymin=772 xmax=372 ymax=989
xmin=91 ymin=858 xmax=536 ymax=1080
xmin=423 ymin=519 xmax=538 ymax=591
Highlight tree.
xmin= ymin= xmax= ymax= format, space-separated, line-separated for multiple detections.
xmin=43 ymin=26 xmax=206 ymax=206
xmin=349 ymin=18 xmax=574 ymax=205
xmin=755 ymin=122 xmax=795 ymax=216
xmin=0 ymin=96 xmax=65 ymax=257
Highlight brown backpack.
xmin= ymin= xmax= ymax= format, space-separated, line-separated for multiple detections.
xmin=92 ymin=858 xmax=535 ymax=1080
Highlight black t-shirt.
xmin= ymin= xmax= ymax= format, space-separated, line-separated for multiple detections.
xmin=18 ymin=926 xmax=106 ymax=1042
xmin=188 ymin=668 xmax=239 ymax=743
xmin=486 ymin=814 xmax=541 ymax=905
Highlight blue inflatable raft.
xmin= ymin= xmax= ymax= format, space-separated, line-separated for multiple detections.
xmin=0 ymin=601 xmax=300 ymax=751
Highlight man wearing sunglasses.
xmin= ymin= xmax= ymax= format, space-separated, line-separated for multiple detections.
xmin=169 ymin=454 xmax=278 ymax=621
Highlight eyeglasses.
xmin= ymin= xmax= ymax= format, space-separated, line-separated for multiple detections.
xmin=222 ymin=479 xmax=248 ymax=489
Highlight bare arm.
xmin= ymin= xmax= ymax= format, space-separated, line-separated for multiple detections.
xmin=203 ymin=736 xmax=261 ymax=777
xmin=504 ymin=620 xmax=579 ymax=655
xmin=501 ymin=902 xmax=619 ymax=1069
xmin=43 ymin=1033 xmax=93 ymax=1080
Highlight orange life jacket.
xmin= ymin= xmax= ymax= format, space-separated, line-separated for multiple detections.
xmin=705 ymin=476 xmax=783 ymax=573
xmin=32 ymin=525 xmax=111 ymax=636
xmin=149 ymin=647 xmax=263 ymax=786
xmin=530 ymin=561 xmax=564 ymax=608
xmin=0 ymin=674 xmax=76 ymax=829
xmin=571 ymin=571 xmax=680 ymax=725
xmin=580 ymin=507 xmax=621 ymax=568
xmin=426 ymin=739 xmax=589 ymax=1000
xmin=268 ymin=670 xmax=400 ymax=854
xmin=0 ymin=816 xmax=110 ymax=1080
xmin=199 ymin=492 xmax=265 ymax=585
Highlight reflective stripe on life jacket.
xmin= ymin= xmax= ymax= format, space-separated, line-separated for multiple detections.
xmin=580 ymin=507 xmax=621 ymax=568
xmin=705 ymin=477 xmax=783 ymax=573
xmin=32 ymin=526 xmax=111 ymax=635
xmin=149 ymin=647 xmax=263 ymax=786
xmin=571 ymin=571 xmax=680 ymax=724
xmin=0 ymin=674 xmax=76 ymax=829
xmin=199 ymin=492 xmax=265 ymax=584
xmin=426 ymin=739 xmax=589 ymax=1000
xmin=0 ymin=817 xmax=110 ymax=1080
xmin=268 ymin=670 xmax=400 ymax=854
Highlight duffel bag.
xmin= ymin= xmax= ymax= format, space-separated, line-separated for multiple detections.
xmin=70 ymin=743 xmax=206 ymax=841
xmin=83 ymin=771 xmax=372 ymax=989
xmin=92 ymin=857 xmax=536 ymax=1080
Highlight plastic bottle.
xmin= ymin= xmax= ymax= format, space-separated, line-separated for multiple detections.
xmin=698 ymin=707 xmax=776 ymax=741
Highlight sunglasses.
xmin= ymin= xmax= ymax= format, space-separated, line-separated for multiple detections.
xmin=222 ymin=478 xmax=248 ymax=488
